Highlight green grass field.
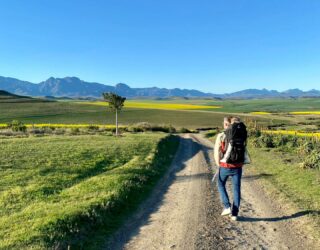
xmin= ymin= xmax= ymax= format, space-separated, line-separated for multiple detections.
xmin=1 ymin=95 xmax=320 ymax=248
xmin=120 ymin=98 xmax=320 ymax=113
xmin=246 ymin=144 xmax=320 ymax=237
xmin=0 ymin=133 xmax=179 ymax=249
xmin=0 ymin=99 xmax=288 ymax=129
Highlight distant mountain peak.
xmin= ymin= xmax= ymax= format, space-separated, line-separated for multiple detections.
xmin=1 ymin=75 xmax=320 ymax=99
xmin=64 ymin=76 xmax=81 ymax=82
xmin=115 ymin=83 xmax=130 ymax=89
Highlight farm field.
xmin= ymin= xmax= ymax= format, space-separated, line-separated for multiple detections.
xmin=0 ymin=98 xmax=293 ymax=129
xmin=2 ymin=95 xmax=320 ymax=134
xmin=77 ymin=101 xmax=222 ymax=110
xmin=119 ymin=98 xmax=320 ymax=113
xmin=1 ymin=95 xmax=320 ymax=249
xmin=0 ymin=133 xmax=179 ymax=249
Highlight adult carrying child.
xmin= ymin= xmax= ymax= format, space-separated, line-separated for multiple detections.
xmin=213 ymin=116 xmax=250 ymax=221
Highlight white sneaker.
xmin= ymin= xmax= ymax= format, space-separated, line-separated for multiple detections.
xmin=221 ymin=207 xmax=231 ymax=216
xmin=230 ymin=215 xmax=238 ymax=221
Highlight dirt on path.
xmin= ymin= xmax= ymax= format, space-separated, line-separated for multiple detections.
xmin=106 ymin=134 xmax=319 ymax=250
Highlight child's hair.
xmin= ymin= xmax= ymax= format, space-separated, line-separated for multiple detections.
xmin=231 ymin=116 xmax=241 ymax=123
xmin=224 ymin=116 xmax=232 ymax=124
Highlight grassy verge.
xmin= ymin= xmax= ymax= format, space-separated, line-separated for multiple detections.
xmin=247 ymin=144 xmax=320 ymax=236
xmin=0 ymin=133 xmax=179 ymax=249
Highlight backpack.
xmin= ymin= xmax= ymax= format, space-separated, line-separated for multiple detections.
xmin=224 ymin=122 xmax=248 ymax=164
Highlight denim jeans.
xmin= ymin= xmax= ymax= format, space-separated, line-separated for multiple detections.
xmin=217 ymin=167 xmax=242 ymax=216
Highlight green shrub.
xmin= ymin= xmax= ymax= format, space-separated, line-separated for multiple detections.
xmin=29 ymin=128 xmax=45 ymax=135
xmin=128 ymin=122 xmax=151 ymax=132
xmin=300 ymin=150 xmax=320 ymax=169
xmin=128 ymin=126 xmax=144 ymax=132
xmin=285 ymin=136 xmax=299 ymax=149
xmin=297 ymin=141 xmax=314 ymax=156
xmin=272 ymin=135 xmax=289 ymax=147
xmin=7 ymin=120 xmax=27 ymax=132
xmin=151 ymin=125 xmax=176 ymax=133
xmin=167 ymin=125 xmax=176 ymax=133
xmin=248 ymin=128 xmax=261 ymax=138
xmin=260 ymin=134 xmax=275 ymax=148
xmin=251 ymin=137 xmax=262 ymax=148
xmin=127 ymin=123 xmax=177 ymax=134
xmin=53 ymin=128 xmax=66 ymax=135
xmin=179 ymin=127 xmax=192 ymax=133
xmin=70 ymin=127 xmax=80 ymax=134
xmin=87 ymin=125 xmax=99 ymax=131
xmin=137 ymin=122 xmax=152 ymax=131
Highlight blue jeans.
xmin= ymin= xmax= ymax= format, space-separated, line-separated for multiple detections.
xmin=217 ymin=167 xmax=242 ymax=216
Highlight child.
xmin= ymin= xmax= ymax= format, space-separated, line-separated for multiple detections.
xmin=220 ymin=117 xmax=250 ymax=164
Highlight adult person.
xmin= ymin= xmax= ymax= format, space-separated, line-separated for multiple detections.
xmin=214 ymin=116 xmax=247 ymax=221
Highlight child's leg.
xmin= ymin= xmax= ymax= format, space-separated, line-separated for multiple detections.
xmin=220 ymin=142 xmax=232 ymax=163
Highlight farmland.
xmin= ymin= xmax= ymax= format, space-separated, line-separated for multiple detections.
xmin=0 ymin=133 xmax=179 ymax=249
xmin=117 ymin=97 xmax=320 ymax=113
xmin=0 ymin=98 xmax=295 ymax=129
xmin=77 ymin=101 xmax=222 ymax=110
xmin=3 ymin=96 xmax=320 ymax=135
xmin=1 ymin=95 xmax=320 ymax=248
xmin=263 ymin=129 xmax=320 ymax=138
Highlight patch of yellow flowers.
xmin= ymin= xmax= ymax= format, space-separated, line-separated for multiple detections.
xmin=262 ymin=130 xmax=320 ymax=138
xmin=289 ymin=111 xmax=320 ymax=115
xmin=250 ymin=111 xmax=271 ymax=115
xmin=76 ymin=101 xmax=222 ymax=110
xmin=0 ymin=123 xmax=124 ymax=129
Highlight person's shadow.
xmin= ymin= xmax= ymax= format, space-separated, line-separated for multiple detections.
xmin=238 ymin=210 xmax=320 ymax=222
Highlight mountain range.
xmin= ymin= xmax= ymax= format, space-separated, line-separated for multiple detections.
xmin=1 ymin=76 xmax=320 ymax=99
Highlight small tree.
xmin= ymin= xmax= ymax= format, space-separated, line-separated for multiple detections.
xmin=102 ymin=92 xmax=126 ymax=136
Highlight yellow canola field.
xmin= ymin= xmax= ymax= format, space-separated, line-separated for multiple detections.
xmin=0 ymin=124 xmax=124 ymax=129
xmin=289 ymin=111 xmax=320 ymax=115
xmin=250 ymin=112 xmax=271 ymax=115
xmin=263 ymin=130 xmax=320 ymax=138
xmin=77 ymin=101 xmax=222 ymax=110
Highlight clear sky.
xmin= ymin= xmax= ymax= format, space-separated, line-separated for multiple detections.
xmin=0 ymin=0 xmax=320 ymax=94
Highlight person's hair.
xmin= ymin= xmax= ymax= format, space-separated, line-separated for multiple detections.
xmin=231 ymin=116 xmax=241 ymax=123
xmin=223 ymin=116 xmax=232 ymax=124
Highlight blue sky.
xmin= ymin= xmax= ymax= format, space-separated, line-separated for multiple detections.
xmin=0 ymin=0 xmax=320 ymax=93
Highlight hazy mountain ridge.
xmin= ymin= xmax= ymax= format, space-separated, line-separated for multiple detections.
xmin=0 ymin=76 xmax=320 ymax=99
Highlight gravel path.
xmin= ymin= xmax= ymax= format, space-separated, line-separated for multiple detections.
xmin=105 ymin=134 xmax=319 ymax=250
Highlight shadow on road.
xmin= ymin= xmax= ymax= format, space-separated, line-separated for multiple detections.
xmin=239 ymin=210 xmax=320 ymax=222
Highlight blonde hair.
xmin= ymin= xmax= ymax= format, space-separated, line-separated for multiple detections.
xmin=231 ymin=116 xmax=241 ymax=123
xmin=225 ymin=116 xmax=233 ymax=123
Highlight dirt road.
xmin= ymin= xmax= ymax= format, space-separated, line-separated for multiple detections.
xmin=106 ymin=134 xmax=319 ymax=250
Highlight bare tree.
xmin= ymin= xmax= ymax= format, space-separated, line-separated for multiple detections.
xmin=102 ymin=92 xmax=126 ymax=136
